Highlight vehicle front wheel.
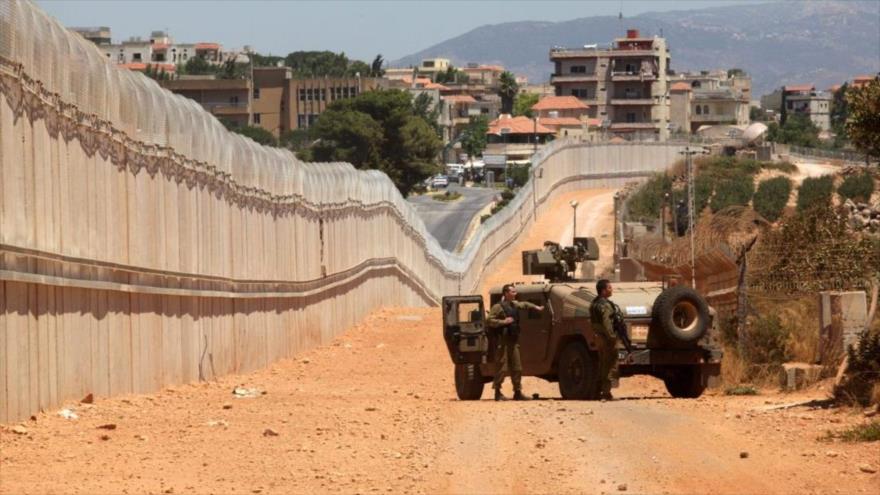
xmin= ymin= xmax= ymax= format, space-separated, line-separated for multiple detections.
xmin=558 ymin=342 xmax=599 ymax=400
xmin=454 ymin=363 xmax=484 ymax=400
xmin=663 ymin=367 xmax=706 ymax=398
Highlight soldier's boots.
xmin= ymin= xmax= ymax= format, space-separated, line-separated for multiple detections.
xmin=494 ymin=389 xmax=508 ymax=401
xmin=599 ymin=391 xmax=614 ymax=401
xmin=513 ymin=390 xmax=530 ymax=401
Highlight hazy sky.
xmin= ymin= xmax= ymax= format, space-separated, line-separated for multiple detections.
xmin=38 ymin=0 xmax=778 ymax=63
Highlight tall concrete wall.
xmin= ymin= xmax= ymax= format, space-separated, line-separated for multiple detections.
xmin=0 ymin=0 xmax=687 ymax=422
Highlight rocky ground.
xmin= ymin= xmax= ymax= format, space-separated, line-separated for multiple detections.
xmin=2 ymin=189 xmax=878 ymax=495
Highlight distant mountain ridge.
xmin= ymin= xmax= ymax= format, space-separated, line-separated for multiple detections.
xmin=392 ymin=1 xmax=880 ymax=96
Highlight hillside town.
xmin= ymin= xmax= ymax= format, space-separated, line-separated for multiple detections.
xmin=1 ymin=2 xmax=878 ymax=494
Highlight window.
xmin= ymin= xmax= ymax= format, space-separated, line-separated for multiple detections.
xmin=253 ymin=113 xmax=261 ymax=124
xmin=570 ymin=65 xmax=587 ymax=74
xmin=626 ymin=112 xmax=637 ymax=123
xmin=423 ymin=60 xmax=435 ymax=68
xmin=133 ymin=53 xmax=142 ymax=61
xmin=571 ymin=88 xmax=588 ymax=98
xmin=299 ymin=89 xmax=306 ymax=101
xmin=253 ymin=88 xmax=260 ymax=99
xmin=230 ymin=95 xmax=239 ymax=105
xmin=703 ymin=105 xmax=709 ymax=115
xmin=696 ymin=105 xmax=702 ymax=115
xmin=298 ymin=114 xmax=308 ymax=128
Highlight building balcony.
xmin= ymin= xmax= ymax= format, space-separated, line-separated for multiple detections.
xmin=609 ymin=49 xmax=655 ymax=57
xmin=202 ymin=102 xmax=251 ymax=115
xmin=549 ymin=49 xmax=606 ymax=60
xmin=691 ymin=113 xmax=737 ymax=123
xmin=610 ymin=98 xmax=654 ymax=105
xmin=551 ymin=73 xmax=602 ymax=83
xmin=484 ymin=142 xmax=539 ymax=159
xmin=609 ymin=122 xmax=657 ymax=130
xmin=611 ymin=72 xmax=657 ymax=82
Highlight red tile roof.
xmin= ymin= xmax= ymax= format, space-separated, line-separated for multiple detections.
xmin=784 ymin=84 xmax=814 ymax=93
xmin=852 ymin=75 xmax=877 ymax=88
xmin=488 ymin=115 xmax=554 ymax=135
xmin=442 ymin=95 xmax=477 ymax=104
xmin=195 ymin=43 xmax=220 ymax=50
xmin=670 ymin=82 xmax=691 ymax=92
xmin=531 ymin=96 xmax=589 ymax=111
xmin=463 ymin=65 xmax=504 ymax=72
xmin=424 ymin=82 xmax=449 ymax=90
xmin=828 ymin=84 xmax=842 ymax=93
xmin=538 ymin=117 xmax=584 ymax=128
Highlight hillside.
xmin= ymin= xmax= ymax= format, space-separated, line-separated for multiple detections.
xmin=392 ymin=1 xmax=880 ymax=96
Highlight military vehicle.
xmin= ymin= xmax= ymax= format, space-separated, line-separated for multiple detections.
xmin=442 ymin=237 xmax=721 ymax=400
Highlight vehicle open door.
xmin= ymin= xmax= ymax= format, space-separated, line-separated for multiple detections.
xmin=441 ymin=295 xmax=489 ymax=365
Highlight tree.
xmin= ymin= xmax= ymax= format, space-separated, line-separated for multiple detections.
xmin=753 ymin=176 xmax=792 ymax=222
xmin=830 ymin=82 xmax=850 ymax=145
xmin=845 ymin=78 xmax=880 ymax=162
xmin=498 ymin=71 xmax=519 ymax=114
xmin=307 ymin=89 xmax=442 ymax=196
xmin=184 ymin=56 xmax=214 ymax=76
xmin=229 ymin=124 xmax=278 ymax=146
xmin=250 ymin=53 xmax=283 ymax=67
xmin=767 ymin=114 xmax=821 ymax=148
xmin=434 ymin=66 xmax=467 ymax=84
xmin=513 ymin=93 xmax=540 ymax=118
xmin=279 ymin=128 xmax=312 ymax=151
xmin=412 ymin=92 xmax=440 ymax=135
xmin=460 ymin=116 xmax=489 ymax=163
xmin=283 ymin=51 xmax=369 ymax=78
xmin=796 ymin=175 xmax=834 ymax=212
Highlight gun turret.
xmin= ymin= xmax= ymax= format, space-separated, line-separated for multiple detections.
xmin=521 ymin=237 xmax=600 ymax=282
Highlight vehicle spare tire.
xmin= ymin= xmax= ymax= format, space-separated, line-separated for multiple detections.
xmin=652 ymin=285 xmax=710 ymax=343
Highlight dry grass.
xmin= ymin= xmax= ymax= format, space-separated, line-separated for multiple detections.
xmin=750 ymin=294 xmax=820 ymax=363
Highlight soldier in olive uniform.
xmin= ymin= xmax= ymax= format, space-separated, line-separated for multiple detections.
xmin=589 ymin=279 xmax=621 ymax=400
xmin=487 ymin=284 xmax=544 ymax=401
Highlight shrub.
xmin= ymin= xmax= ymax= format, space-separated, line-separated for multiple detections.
xmin=725 ymin=385 xmax=759 ymax=396
xmin=822 ymin=422 xmax=880 ymax=442
xmin=754 ymin=176 xmax=793 ymax=222
xmin=743 ymin=314 xmax=791 ymax=365
xmin=762 ymin=161 xmax=798 ymax=173
xmin=508 ymin=165 xmax=531 ymax=188
xmin=837 ymin=330 xmax=880 ymax=406
xmin=838 ymin=172 xmax=875 ymax=202
xmin=796 ymin=175 xmax=834 ymax=212
xmin=627 ymin=174 xmax=672 ymax=221
xmin=500 ymin=189 xmax=515 ymax=201
xmin=711 ymin=173 xmax=755 ymax=212
xmin=433 ymin=191 xmax=462 ymax=202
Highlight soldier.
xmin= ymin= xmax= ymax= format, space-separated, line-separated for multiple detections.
xmin=487 ymin=284 xmax=544 ymax=401
xmin=589 ymin=279 xmax=621 ymax=400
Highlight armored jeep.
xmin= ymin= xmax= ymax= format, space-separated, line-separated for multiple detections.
xmin=442 ymin=238 xmax=722 ymax=400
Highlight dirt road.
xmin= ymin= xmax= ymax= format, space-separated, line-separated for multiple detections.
xmin=2 ymin=190 xmax=877 ymax=495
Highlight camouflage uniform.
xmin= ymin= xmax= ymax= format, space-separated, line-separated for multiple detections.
xmin=487 ymin=300 xmax=540 ymax=392
xmin=589 ymin=297 xmax=621 ymax=396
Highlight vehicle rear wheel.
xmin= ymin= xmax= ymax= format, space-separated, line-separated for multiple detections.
xmin=454 ymin=363 xmax=484 ymax=400
xmin=652 ymin=286 xmax=710 ymax=343
xmin=663 ymin=367 xmax=706 ymax=398
xmin=558 ymin=342 xmax=599 ymax=400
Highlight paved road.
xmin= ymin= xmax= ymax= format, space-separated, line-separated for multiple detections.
xmin=408 ymin=184 xmax=497 ymax=251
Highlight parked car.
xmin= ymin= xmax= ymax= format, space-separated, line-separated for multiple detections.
xmin=432 ymin=175 xmax=449 ymax=188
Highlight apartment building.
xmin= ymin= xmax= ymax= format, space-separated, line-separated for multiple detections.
xmin=160 ymin=78 xmax=253 ymax=128
xmin=668 ymin=70 xmax=751 ymax=134
xmin=761 ymin=84 xmax=831 ymax=132
xmin=71 ymin=26 xmax=111 ymax=45
xmin=549 ymin=29 xmax=671 ymax=141
xmin=73 ymin=26 xmax=236 ymax=76
xmin=461 ymin=64 xmax=504 ymax=86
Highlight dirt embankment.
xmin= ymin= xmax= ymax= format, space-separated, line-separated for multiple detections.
xmin=2 ymin=189 xmax=878 ymax=495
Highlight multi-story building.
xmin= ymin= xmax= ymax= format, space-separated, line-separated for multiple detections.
xmin=484 ymin=115 xmax=555 ymax=165
xmin=668 ymin=70 xmax=751 ymax=134
xmin=73 ymin=27 xmax=235 ymax=76
xmin=418 ymin=58 xmax=451 ymax=78
xmin=783 ymin=85 xmax=831 ymax=132
xmin=71 ymin=26 xmax=111 ymax=45
xmin=530 ymin=95 xmax=600 ymax=141
xmin=160 ymin=78 xmax=253 ymax=128
xmin=549 ymin=29 xmax=671 ymax=141
xmin=461 ymin=64 xmax=504 ymax=87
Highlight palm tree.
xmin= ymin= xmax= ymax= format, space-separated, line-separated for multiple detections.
xmin=498 ymin=71 xmax=519 ymax=114
xmin=371 ymin=54 xmax=385 ymax=77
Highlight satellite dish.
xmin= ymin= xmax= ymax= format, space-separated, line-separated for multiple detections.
xmin=742 ymin=122 xmax=768 ymax=144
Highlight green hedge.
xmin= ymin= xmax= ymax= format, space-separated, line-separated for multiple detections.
xmin=754 ymin=176 xmax=792 ymax=222
xmin=838 ymin=172 xmax=875 ymax=202
xmin=711 ymin=173 xmax=755 ymax=212
xmin=797 ymin=175 xmax=834 ymax=212
xmin=627 ymin=174 xmax=672 ymax=221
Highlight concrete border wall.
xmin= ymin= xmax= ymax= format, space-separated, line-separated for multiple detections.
xmin=0 ymin=0 xmax=687 ymax=422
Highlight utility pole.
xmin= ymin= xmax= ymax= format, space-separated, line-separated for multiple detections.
xmin=570 ymin=200 xmax=578 ymax=245
xmin=678 ymin=146 xmax=708 ymax=288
